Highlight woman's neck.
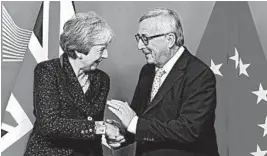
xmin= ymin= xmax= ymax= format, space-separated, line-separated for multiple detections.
xmin=68 ymin=57 xmax=83 ymax=77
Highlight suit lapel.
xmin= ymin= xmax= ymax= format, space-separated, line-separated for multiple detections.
xmin=85 ymin=71 xmax=100 ymax=99
xmin=137 ymin=65 xmax=155 ymax=115
xmin=142 ymin=48 xmax=191 ymax=115
xmin=61 ymin=53 xmax=87 ymax=115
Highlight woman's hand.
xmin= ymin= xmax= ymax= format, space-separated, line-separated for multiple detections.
xmin=104 ymin=120 xmax=126 ymax=148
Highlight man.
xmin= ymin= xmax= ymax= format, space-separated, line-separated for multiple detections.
xmin=107 ymin=8 xmax=219 ymax=156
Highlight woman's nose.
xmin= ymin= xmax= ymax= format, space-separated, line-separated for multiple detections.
xmin=101 ymin=49 xmax=108 ymax=59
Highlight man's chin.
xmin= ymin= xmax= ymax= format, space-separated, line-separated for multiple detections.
xmin=146 ymin=58 xmax=155 ymax=64
xmin=145 ymin=54 xmax=155 ymax=64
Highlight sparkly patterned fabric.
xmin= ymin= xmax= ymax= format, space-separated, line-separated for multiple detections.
xmin=24 ymin=53 xmax=110 ymax=156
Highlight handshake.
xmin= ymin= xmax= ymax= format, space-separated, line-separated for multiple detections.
xmin=94 ymin=99 xmax=137 ymax=149
xmin=95 ymin=119 xmax=126 ymax=149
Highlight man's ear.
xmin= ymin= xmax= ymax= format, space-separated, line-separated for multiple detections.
xmin=167 ymin=33 xmax=176 ymax=48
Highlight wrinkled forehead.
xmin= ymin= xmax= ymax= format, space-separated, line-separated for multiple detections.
xmin=138 ymin=16 xmax=170 ymax=35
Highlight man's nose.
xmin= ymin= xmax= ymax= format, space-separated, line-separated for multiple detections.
xmin=101 ymin=49 xmax=108 ymax=59
xmin=137 ymin=39 xmax=146 ymax=50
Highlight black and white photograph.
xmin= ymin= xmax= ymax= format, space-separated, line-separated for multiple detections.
xmin=1 ymin=1 xmax=267 ymax=156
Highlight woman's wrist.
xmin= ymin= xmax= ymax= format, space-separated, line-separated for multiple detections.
xmin=94 ymin=121 xmax=106 ymax=135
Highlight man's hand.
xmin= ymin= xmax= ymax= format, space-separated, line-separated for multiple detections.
xmin=107 ymin=100 xmax=137 ymax=129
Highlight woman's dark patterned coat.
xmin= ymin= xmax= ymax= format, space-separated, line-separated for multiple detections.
xmin=24 ymin=53 xmax=110 ymax=156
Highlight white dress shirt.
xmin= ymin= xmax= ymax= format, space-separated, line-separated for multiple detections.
xmin=127 ymin=46 xmax=185 ymax=134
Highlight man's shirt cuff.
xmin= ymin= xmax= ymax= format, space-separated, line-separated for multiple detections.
xmin=127 ymin=116 xmax=138 ymax=134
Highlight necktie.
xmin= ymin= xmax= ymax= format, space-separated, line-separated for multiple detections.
xmin=150 ymin=68 xmax=166 ymax=101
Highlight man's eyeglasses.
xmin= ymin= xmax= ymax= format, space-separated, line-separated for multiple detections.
xmin=135 ymin=33 xmax=171 ymax=46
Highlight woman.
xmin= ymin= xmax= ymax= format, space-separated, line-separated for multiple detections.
xmin=24 ymin=11 xmax=114 ymax=156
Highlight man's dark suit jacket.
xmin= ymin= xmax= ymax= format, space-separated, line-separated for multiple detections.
xmin=24 ymin=53 xmax=110 ymax=156
xmin=128 ymin=47 xmax=219 ymax=156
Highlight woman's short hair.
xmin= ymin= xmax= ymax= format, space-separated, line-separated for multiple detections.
xmin=139 ymin=8 xmax=184 ymax=47
xmin=60 ymin=11 xmax=114 ymax=59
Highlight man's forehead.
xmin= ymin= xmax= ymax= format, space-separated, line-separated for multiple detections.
xmin=138 ymin=18 xmax=158 ymax=34
xmin=138 ymin=17 xmax=167 ymax=34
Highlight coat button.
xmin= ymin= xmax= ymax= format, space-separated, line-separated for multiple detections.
xmin=89 ymin=128 xmax=93 ymax=133
xmin=85 ymin=130 xmax=89 ymax=134
xmin=81 ymin=130 xmax=85 ymax=134
xmin=87 ymin=116 xmax=93 ymax=121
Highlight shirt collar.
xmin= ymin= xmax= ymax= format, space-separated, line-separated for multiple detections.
xmin=156 ymin=46 xmax=185 ymax=74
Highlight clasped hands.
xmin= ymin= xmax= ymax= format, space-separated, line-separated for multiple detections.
xmin=95 ymin=119 xmax=125 ymax=148
xmin=101 ymin=119 xmax=125 ymax=149
xmin=98 ymin=100 xmax=136 ymax=148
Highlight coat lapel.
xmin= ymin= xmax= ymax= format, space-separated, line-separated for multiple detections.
xmin=60 ymin=53 xmax=87 ymax=115
xmin=137 ymin=64 xmax=155 ymax=115
xmin=85 ymin=71 xmax=100 ymax=100
xmin=142 ymin=48 xmax=191 ymax=115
